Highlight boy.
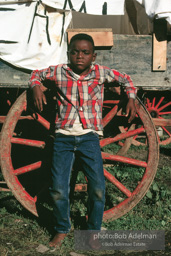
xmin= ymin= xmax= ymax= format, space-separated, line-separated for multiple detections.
xmin=29 ymin=33 xmax=136 ymax=247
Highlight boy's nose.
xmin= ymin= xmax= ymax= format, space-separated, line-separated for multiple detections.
xmin=77 ymin=51 xmax=83 ymax=58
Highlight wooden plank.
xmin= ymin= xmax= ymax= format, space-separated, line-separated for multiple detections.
xmin=67 ymin=28 xmax=113 ymax=47
xmin=153 ymin=34 xmax=167 ymax=71
xmin=153 ymin=20 xmax=167 ymax=71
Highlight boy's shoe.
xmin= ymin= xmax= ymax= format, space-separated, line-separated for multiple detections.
xmin=49 ymin=233 xmax=67 ymax=248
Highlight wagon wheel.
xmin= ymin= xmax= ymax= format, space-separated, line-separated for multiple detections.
xmin=118 ymin=95 xmax=171 ymax=149
xmin=101 ymin=97 xmax=159 ymax=221
xmin=0 ymin=90 xmax=55 ymax=215
xmin=0 ymin=90 xmax=159 ymax=221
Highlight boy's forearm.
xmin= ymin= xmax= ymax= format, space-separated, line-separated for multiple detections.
xmin=126 ymin=98 xmax=136 ymax=123
xmin=29 ymin=70 xmax=42 ymax=89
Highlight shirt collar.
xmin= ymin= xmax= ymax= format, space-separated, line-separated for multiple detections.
xmin=63 ymin=63 xmax=96 ymax=80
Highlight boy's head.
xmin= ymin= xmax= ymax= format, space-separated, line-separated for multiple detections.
xmin=69 ymin=33 xmax=95 ymax=52
xmin=68 ymin=33 xmax=96 ymax=75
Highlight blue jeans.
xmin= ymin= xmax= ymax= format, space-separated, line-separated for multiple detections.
xmin=49 ymin=132 xmax=105 ymax=233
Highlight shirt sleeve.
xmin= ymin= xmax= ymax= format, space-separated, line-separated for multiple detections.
xmin=28 ymin=66 xmax=56 ymax=89
xmin=105 ymin=68 xmax=137 ymax=99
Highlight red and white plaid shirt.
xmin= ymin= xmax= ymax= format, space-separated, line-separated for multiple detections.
xmin=29 ymin=64 xmax=136 ymax=131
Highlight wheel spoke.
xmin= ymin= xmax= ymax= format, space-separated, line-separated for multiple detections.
xmin=153 ymin=118 xmax=171 ymax=126
xmin=159 ymin=111 xmax=171 ymax=115
xmin=30 ymin=111 xmax=50 ymax=130
xmin=18 ymin=115 xmax=34 ymax=121
xmin=104 ymin=168 xmax=132 ymax=197
xmin=133 ymin=134 xmax=139 ymax=140
xmin=11 ymin=137 xmax=45 ymax=148
xmin=102 ymin=105 xmax=118 ymax=127
xmin=158 ymin=101 xmax=171 ymax=112
xmin=132 ymin=138 xmax=144 ymax=146
xmin=146 ymin=98 xmax=151 ymax=109
xmin=102 ymin=152 xmax=147 ymax=168
xmin=103 ymin=100 xmax=120 ymax=104
xmin=117 ymin=124 xmax=136 ymax=155
xmin=13 ymin=161 xmax=42 ymax=176
xmin=33 ymin=196 xmax=37 ymax=202
xmin=162 ymin=126 xmax=171 ymax=136
xmin=100 ymin=126 xmax=145 ymax=147
xmin=152 ymin=97 xmax=156 ymax=108
xmin=155 ymin=97 xmax=164 ymax=109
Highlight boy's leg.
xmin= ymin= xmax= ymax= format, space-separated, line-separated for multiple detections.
xmin=49 ymin=133 xmax=75 ymax=237
xmin=76 ymin=132 xmax=105 ymax=230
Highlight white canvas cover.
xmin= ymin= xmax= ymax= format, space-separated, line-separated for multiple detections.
xmin=136 ymin=0 xmax=171 ymax=24
xmin=0 ymin=0 xmax=125 ymax=15
xmin=41 ymin=0 xmax=125 ymax=15
xmin=0 ymin=2 xmax=72 ymax=69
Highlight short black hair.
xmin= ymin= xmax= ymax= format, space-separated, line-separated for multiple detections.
xmin=69 ymin=33 xmax=95 ymax=51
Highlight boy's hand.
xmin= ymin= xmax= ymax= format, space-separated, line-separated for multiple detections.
xmin=125 ymin=98 xmax=136 ymax=123
xmin=32 ymin=85 xmax=47 ymax=112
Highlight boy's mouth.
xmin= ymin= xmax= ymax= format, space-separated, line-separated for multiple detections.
xmin=76 ymin=62 xmax=84 ymax=64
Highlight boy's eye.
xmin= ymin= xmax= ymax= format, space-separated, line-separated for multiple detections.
xmin=70 ymin=50 xmax=77 ymax=55
xmin=83 ymin=51 xmax=90 ymax=55
xmin=70 ymin=50 xmax=90 ymax=55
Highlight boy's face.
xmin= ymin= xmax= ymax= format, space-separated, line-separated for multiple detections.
xmin=68 ymin=39 xmax=96 ymax=76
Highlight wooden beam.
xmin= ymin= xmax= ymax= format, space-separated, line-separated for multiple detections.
xmin=67 ymin=28 xmax=113 ymax=47
xmin=153 ymin=20 xmax=167 ymax=71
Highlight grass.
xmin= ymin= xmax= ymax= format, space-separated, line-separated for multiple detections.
xmin=0 ymin=144 xmax=170 ymax=256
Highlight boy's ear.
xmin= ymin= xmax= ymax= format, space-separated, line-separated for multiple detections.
xmin=93 ymin=52 xmax=97 ymax=62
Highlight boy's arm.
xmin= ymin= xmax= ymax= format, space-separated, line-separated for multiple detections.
xmin=106 ymin=68 xmax=137 ymax=123
xmin=118 ymin=72 xmax=136 ymax=123
xmin=29 ymin=69 xmax=49 ymax=112
xmin=116 ymin=71 xmax=136 ymax=123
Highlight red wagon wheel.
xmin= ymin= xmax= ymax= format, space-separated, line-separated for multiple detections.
xmin=145 ymin=96 xmax=171 ymax=145
xmin=101 ymin=98 xmax=159 ymax=220
xmin=0 ymin=90 xmax=159 ymax=221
